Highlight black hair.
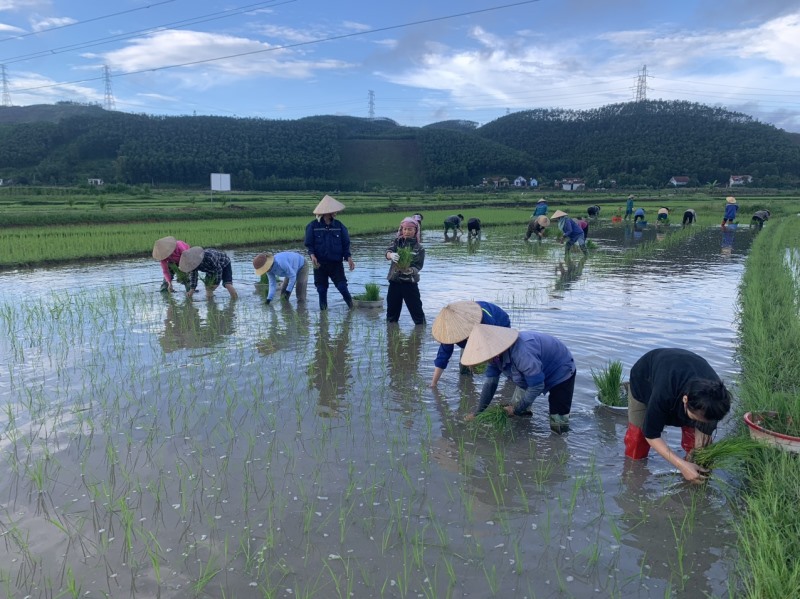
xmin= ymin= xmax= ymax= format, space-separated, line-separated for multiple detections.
xmin=457 ymin=214 xmax=464 ymax=220
xmin=684 ymin=378 xmax=731 ymax=421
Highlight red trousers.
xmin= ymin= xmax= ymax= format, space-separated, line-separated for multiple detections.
xmin=624 ymin=424 xmax=695 ymax=459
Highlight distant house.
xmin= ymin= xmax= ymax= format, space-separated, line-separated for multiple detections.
xmin=556 ymin=178 xmax=585 ymax=191
xmin=513 ymin=176 xmax=527 ymax=187
xmin=485 ymin=176 xmax=509 ymax=188
xmin=529 ymin=177 xmax=538 ymax=188
xmin=88 ymin=178 xmax=104 ymax=186
xmin=729 ymin=175 xmax=753 ymax=186
xmin=669 ymin=176 xmax=690 ymax=187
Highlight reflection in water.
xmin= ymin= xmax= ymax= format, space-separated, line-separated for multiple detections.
xmin=307 ymin=312 xmax=352 ymax=417
xmin=387 ymin=323 xmax=425 ymax=422
xmin=158 ymin=297 xmax=236 ymax=352
xmin=551 ymin=256 xmax=586 ymax=296
xmin=721 ymin=227 xmax=736 ymax=257
xmin=255 ymin=302 xmax=310 ymax=356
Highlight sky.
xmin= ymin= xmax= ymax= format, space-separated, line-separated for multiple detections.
xmin=1 ymin=0 xmax=799 ymax=131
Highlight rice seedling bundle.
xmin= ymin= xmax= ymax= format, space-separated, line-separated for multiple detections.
xmin=692 ymin=437 xmax=770 ymax=470
xmin=396 ymin=246 xmax=413 ymax=269
xmin=354 ymin=282 xmax=381 ymax=301
xmin=472 ymin=405 xmax=511 ymax=431
xmin=591 ymin=360 xmax=626 ymax=407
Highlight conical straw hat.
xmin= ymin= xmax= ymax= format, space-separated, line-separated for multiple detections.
xmin=460 ymin=324 xmax=519 ymax=366
xmin=535 ymin=216 xmax=550 ymax=227
xmin=536 ymin=198 xmax=547 ymax=203
xmin=551 ymin=209 xmax=568 ymax=219
xmin=178 ymin=246 xmax=204 ymax=272
xmin=313 ymin=194 xmax=346 ymax=215
xmin=152 ymin=236 xmax=177 ymax=260
xmin=432 ymin=301 xmax=483 ymax=344
xmin=253 ymin=253 xmax=275 ymax=276
xmin=726 ymin=196 xmax=737 ymax=204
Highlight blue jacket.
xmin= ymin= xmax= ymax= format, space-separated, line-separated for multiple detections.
xmin=558 ymin=216 xmax=584 ymax=242
xmin=626 ymin=199 xmax=634 ymax=212
xmin=304 ymin=218 xmax=352 ymax=263
xmin=478 ymin=332 xmax=575 ymax=414
xmin=434 ymin=302 xmax=511 ymax=369
xmin=532 ymin=203 xmax=548 ymax=217
xmin=724 ymin=204 xmax=738 ymax=220
xmin=267 ymin=252 xmax=307 ymax=301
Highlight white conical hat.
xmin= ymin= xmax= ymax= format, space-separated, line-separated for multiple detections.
xmin=535 ymin=216 xmax=550 ymax=227
xmin=178 ymin=246 xmax=204 ymax=272
xmin=152 ymin=236 xmax=177 ymax=260
xmin=313 ymin=194 xmax=346 ymax=215
xmin=726 ymin=196 xmax=737 ymax=204
xmin=460 ymin=324 xmax=519 ymax=366
xmin=432 ymin=301 xmax=483 ymax=344
xmin=536 ymin=198 xmax=547 ymax=203
xmin=253 ymin=253 xmax=275 ymax=276
xmin=551 ymin=209 xmax=568 ymax=219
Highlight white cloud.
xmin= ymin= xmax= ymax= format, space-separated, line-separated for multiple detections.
xmin=10 ymin=70 xmax=99 ymax=104
xmin=257 ymin=24 xmax=319 ymax=44
xmin=94 ymin=30 xmax=352 ymax=89
xmin=30 ymin=15 xmax=74 ymax=31
xmin=342 ymin=21 xmax=370 ymax=32
xmin=739 ymin=12 xmax=800 ymax=76
xmin=0 ymin=21 xmax=25 ymax=33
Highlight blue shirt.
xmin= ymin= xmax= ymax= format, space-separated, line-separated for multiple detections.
xmin=626 ymin=199 xmax=634 ymax=212
xmin=434 ymin=302 xmax=511 ymax=369
xmin=532 ymin=203 xmax=548 ymax=217
xmin=724 ymin=204 xmax=738 ymax=220
xmin=634 ymin=208 xmax=645 ymax=217
xmin=267 ymin=252 xmax=307 ymax=300
xmin=485 ymin=331 xmax=575 ymax=393
xmin=558 ymin=217 xmax=584 ymax=242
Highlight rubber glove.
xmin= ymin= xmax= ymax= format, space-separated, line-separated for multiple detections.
xmin=388 ymin=252 xmax=400 ymax=262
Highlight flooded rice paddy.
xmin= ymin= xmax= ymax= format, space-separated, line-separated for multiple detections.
xmin=0 ymin=222 xmax=752 ymax=598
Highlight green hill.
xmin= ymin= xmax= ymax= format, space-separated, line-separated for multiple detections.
xmin=0 ymin=100 xmax=797 ymax=190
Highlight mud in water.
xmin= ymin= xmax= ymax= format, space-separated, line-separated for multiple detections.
xmin=0 ymin=222 xmax=752 ymax=598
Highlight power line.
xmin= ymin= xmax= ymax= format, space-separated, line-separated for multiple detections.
xmin=0 ymin=1 xmax=294 ymax=65
xmin=13 ymin=0 xmax=544 ymax=94
xmin=0 ymin=0 xmax=180 ymax=44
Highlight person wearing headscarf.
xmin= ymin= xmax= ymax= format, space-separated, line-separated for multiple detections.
xmin=682 ymin=208 xmax=697 ymax=227
xmin=385 ymin=217 xmax=425 ymax=325
xmin=430 ymin=301 xmax=511 ymax=387
xmin=304 ymin=195 xmax=355 ymax=310
xmin=153 ymin=236 xmax=190 ymax=292
xmin=253 ymin=251 xmax=308 ymax=304
xmin=462 ymin=325 xmax=576 ymax=433
xmin=178 ymin=247 xmax=238 ymax=299
xmin=657 ymin=207 xmax=670 ymax=222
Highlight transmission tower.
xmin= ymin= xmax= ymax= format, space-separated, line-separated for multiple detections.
xmin=103 ymin=65 xmax=116 ymax=111
xmin=1 ymin=64 xmax=11 ymax=107
xmin=635 ymin=65 xmax=648 ymax=102
xmin=368 ymin=90 xmax=375 ymax=119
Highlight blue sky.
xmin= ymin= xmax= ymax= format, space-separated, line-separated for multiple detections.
xmin=1 ymin=0 xmax=799 ymax=131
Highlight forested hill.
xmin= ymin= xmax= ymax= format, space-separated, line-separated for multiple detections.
xmin=0 ymin=100 xmax=797 ymax=190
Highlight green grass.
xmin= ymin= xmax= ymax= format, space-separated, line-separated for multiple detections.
xmin=591 ymin=360 xmax=626 ymax=407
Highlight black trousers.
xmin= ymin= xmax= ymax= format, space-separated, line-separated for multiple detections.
xmin=547 ymin=370 xmax=576 ymax=416
xmin=313 ymin=261 xmax=352 ymax=308
xmin=386 ymin=281 xmax=425 ymax=324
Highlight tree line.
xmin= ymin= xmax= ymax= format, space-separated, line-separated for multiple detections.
xmin=0 ymin=100 xmax=797 ymax=190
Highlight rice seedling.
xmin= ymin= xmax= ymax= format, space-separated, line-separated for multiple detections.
xmin=353 ymin=282 xmax=381 ymax=301
xmin=470 ymin=406 xmax=511 ymax=431
xmin=591 ymin=360 xmax=626 ymax=407
xmin=395 ymin=246 xmax=413 ymax=269
xmin=691 ymin=437 xmax=769 ymax=470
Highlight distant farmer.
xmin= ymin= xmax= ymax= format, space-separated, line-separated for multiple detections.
xmin=657 ymin=207 xmax=670 ymax=222
xmin=525 ymin=215 xmax=550 ymax=241
xmin=625 ymin=348 xmax=732 ymax=483
xmin=253 ymin=251 xmax=308 ymax=305
xmin=412 ymin=213 xmax=424 ymax=240
xmin=722 ymin=196 xmax=738 ymax=228
xmin=624 ymin=195 xmax=635 ymax=220
xmin=304 ymin=195 xmax=355 ymax=310
xmin=444 ymin=214 xmax=464 ymax=235
xmin=153 ymin=236 xmax=190 ymax=293
xmin=532 ymin=198 xmax=548 ymax=218
xmin=682 ymin=209 xmax=697 ymax=227
xmin=430 ymin=301 xmax=511 ymax=388
xmin=385 ymin=217 xmax=425 ymax=325
xmin=551 ymin=210 xmax=588 ymax=256
xmin=587 ymin=205 xmax=601 ymax=218
xmin=462 ymin=325 xmax=576 ymax=434
xmin=467 ymin=218 xmax=482 ymax=238
xmin=178 ymin=247 xmax=238 ymax=299
xmin=750 ymin=209 xmax=770 ymax=230
xmin=633 ymin=207 xmax=646 ymax=224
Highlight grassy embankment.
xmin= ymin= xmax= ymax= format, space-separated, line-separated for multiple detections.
xmin=0 ymin=187 xmax=796 ymax=269
xmin=733 ymin=216 xmax=800 ymax=597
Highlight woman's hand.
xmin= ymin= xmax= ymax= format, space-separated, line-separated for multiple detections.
xmin=679 ymin=460 xmax=710 ymax=483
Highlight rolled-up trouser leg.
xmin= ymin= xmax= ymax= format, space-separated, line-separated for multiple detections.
xmin=625 ymin=388 xmax=650 ymax=459
xmin=681 ymin=427 xmax=695 ymax=455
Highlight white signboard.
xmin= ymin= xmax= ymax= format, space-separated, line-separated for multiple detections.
xmin=210 ymin=173 xmax=231 ymax=192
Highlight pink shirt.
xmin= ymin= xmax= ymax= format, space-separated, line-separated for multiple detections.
xmin=160 ymin=241 xmax=190 ymax=282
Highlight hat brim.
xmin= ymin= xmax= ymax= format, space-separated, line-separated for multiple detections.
xmin=253 ymin=254 xmax=275 ymax=276
xmin=432 ymin=301 xmax=483 ymax=344
xmin=178 ymin=247 xmax=204 ymax=272
xmin=726 ymin=197 xmax=737 ymax=204
xmin=152 ymin=236 xmax=177 ymax=261
xmin=551 ymin=210 xmax=568 ymax=219
xmin=313 ymin=195 xmax=346 ymax=215
xmin=460 ymin=325 xmax=519 ymax=366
